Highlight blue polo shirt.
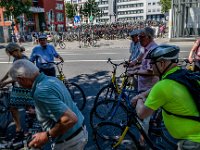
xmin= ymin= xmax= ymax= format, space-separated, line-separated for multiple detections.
xmin=30 ymin=44 xmax=59 ymax=69
xmin=31 ymin=73 xmax=84 ymax=142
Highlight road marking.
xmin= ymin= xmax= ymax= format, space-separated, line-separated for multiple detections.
xmin=96 ymin=53 xmax=119 ymax=55
xmin=63 ymin=59 xmax=125 ymax=62
xmin=0 ymin=62 xmax=12 ymax=64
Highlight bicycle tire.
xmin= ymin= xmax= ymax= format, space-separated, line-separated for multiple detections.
xmin=64 ymin=81 xmax=86 ymax=111
xmin=93 ymin=121 xmax=139 ymax=150
xmin=90 ymin=99 xmax=128 ymax=129
xmin=59 ymin=41 xmax=66 ymax=49
xmin=94 ymin=84 xmax=117 ymax=106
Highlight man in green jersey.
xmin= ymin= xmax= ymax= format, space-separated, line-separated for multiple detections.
xmin=134 ymin=45 xmax=200 ymax=149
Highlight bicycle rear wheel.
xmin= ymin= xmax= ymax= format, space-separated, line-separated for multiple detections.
xmin=64 ymin=81 xmax=86 ymax=111
xmin=93 ymin=121 xmax=139 ymax=150
xmin=59 ymin=41 xmax=66 ymax=49
xmin=90 ymin=99 xmax=128 ymax=129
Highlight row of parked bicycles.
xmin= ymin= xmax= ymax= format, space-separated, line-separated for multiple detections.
xmin=89 ymin=58 xmax=194 ymax=150
xmin=12 ymin=20 xmax=167 ymax=49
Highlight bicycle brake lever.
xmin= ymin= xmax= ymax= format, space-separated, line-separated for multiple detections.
xmin=107 ymin=58 xmax=111 ymax=63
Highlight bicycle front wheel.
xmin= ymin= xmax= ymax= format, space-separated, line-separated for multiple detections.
xmin=90 ymin=99 xmax=128 ymax=129
xmin=93 ymin=121 xmax=139 ymax=150
xmin=59 ymin=41 xmax=66 ymax=49
xmin=64 ymin=81 xmax=86 ymax=111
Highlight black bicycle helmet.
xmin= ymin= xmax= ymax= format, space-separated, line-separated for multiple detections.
xmin=146 ymin=44 xmax=180 ymax=61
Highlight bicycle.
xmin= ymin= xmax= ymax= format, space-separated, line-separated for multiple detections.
xmin=52 ymin=35 xmax=66 ymax=49
xmin=92 ymin=94 xmax=178 ymax=150
xmin=93 ymin=58 xmax=137 ymax=107
xmin=43 ymin=61 xmax=86 ymax=111
xmin=0 ymin=87 xmax=44 ymax=150
xmin=90 ymin=68 xmax=136 ymax=129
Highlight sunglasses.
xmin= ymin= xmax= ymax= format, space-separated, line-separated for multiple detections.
xmin=139 ymin=35 xmax=146 ymax=39
xmin=39 ymin=39 xmax=46 ymax=41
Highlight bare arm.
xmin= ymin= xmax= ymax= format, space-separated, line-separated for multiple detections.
xmin=136 ymin=99 xmax=154 ymax=119
xmin=28 ymin=109 xmax=78 ymax=148
xmin=188 ymin=41 xmax=199 ymax=63
xmin=57 ymin=55 xmax=64 ymax=62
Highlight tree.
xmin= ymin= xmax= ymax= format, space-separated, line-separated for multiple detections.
xmin=0 ymin=0 xmax=32 ymax=19
xmin=81 ymin=0 xmax=100 ymax=18
xmin=160 ymin=0 xmax=171 ymax=13
xmin=65 ymin=2 xmax=77 ymax=19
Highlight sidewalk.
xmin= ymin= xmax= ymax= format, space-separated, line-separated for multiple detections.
xmin=1 ymin=38 xmax=195 ymax=51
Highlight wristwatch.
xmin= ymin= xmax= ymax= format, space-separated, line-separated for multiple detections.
xmin=46 ymin=130 xmax=53 ymax=142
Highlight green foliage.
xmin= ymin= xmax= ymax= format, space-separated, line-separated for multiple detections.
xmin=160 ymin=0 xmax=171 ymax=13
xmin=65 ymin=2 xmax=77 ymax=19
xmin=81 ymin=0 xmax=100 ymax=18
xmin=0 ymin=0 xmax=32 ymax=18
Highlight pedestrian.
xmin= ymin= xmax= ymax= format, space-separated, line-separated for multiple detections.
xmin=188 ymin=38 xmax=200 ymax=72
xmin=9 ymin=59 xmax=88 ymax=150
xmin=30 ymin=34 xmax=64 ymax=77
xmin=0 ymin=43 xmax=33 ymax=143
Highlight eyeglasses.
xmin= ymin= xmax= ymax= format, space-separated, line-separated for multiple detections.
xmin=39 ymin=39 xmax=46 ymax=41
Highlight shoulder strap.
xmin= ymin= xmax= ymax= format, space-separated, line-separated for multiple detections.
xmin=162 ymin=107 xmax=200 ymax=122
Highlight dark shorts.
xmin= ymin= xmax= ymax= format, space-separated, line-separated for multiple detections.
xmin=194 ymin=60 xmax=200 ymax=72
xmin=39 ymin=67 xmax=56 ymax=77
xmin=10 ymin=86 xmax=34 ymax=108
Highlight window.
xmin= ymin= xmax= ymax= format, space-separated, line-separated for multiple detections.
xmin=153 ymin=2 xmax=155 ymax=5
xmin=148 ymin=3 xmax=151 ymax=5
xmin=56 ymin=3 xmax=63 ymax=10
xmin=56 ymin=13 xmax=64 ymax=22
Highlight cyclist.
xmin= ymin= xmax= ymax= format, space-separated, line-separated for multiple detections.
xmin=9 ymin=59 xmax=88 ymax=150
xmin=0 ymin=43 xmax=33 ymax=143
xmin=135 ymin=45 xmax=200 ymax=150
xmin=188 ymin=38 xmax=200 ymax=72
xmin=30 ymin=34 xmax=64 ymax=77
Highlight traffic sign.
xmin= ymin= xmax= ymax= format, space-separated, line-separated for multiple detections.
xmin=89 ymin=16 xmax=93 ymax=22
xmin=74 ymin=16 xmax=81 ymax=23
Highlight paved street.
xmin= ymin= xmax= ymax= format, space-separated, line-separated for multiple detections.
xmin=0 ymin=38 xmax=195 ymax=149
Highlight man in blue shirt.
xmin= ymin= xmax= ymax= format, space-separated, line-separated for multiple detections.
xmin=30 ymin=34 xmax=64 ymax=77
xmin=128 ymin=29 xmax=142 ymax=66
xmin=9 ymin=59 xmax=88 ymax=150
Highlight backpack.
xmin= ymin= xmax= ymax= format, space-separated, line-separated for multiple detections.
xmin=163 ymin=69 xmax=200 ymax=122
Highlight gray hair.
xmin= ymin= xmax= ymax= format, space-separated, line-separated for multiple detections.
xmin=6 ymin=43 xmax=21 ymax=53
xmin=9 ymin=59 xmax=39 ymax=81
xmin=141 ymin=27 xmax=155 ymax=39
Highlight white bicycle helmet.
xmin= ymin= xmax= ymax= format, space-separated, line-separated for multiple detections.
xmin=146 ymin=44 xmax=180 ymax=62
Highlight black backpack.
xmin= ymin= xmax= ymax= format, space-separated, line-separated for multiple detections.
xmin=162 ymin=69 xmax=200 ymax=122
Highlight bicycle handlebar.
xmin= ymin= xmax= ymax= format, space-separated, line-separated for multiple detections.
xmin=107 ymin=58 xmax=129 ymax=67
xmin=40 ymin=61 xmax=64 ymax=66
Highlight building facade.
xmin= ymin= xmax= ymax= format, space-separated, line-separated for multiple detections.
xmin=0 ymin=0 xmax=66 ymax=38
xmin=28 ymin=0 xmax=66 ymax=32
xmin=66 ymin=0 xmax=164 ymax=24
